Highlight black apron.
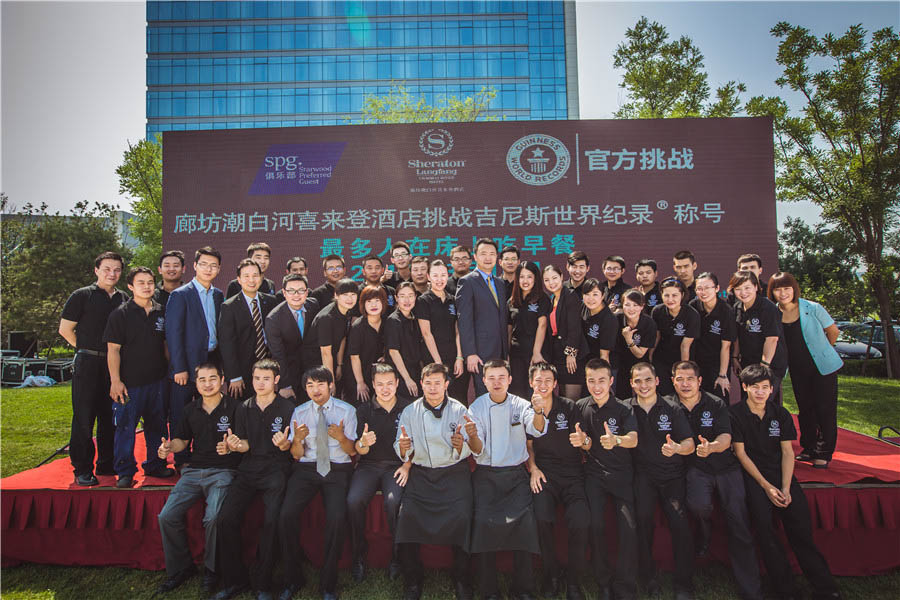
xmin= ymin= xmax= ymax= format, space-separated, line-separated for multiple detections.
xmin=470 ymin=464 xmax=540 ymax=554
xmin=395 ymin=460 xmax=473 ymax=550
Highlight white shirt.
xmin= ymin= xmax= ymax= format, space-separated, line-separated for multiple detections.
xmin=394 ymin=397 xmax=471 ymax=468
xmin=288 ymin=396 xmax=357 ymax=464
xmin=467 ymin=392 xmax=546 ymax=467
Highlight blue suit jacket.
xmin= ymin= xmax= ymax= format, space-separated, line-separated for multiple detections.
xmin=165 ymin=281 xmax=223 ymax=380
xmin=456 ymin=269 xmax=509 ymax=361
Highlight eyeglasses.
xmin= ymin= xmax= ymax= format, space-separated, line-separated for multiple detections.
xmin=283 ymin=288 xmax=308 ymax=295
xmin=196 ymin=262 xmax=220 ymax=270
xmin=604 ymin=266 xmax=622 ymax=272
xmin=392 ymin=252 xmax=410 ymax=258
xmin=695 ymin=285 xmax=716 ymax=293
xmin=451 ymin=256 xmax=470 ymax=262
xmin=325 ymin=266 xmax=344 ymax=272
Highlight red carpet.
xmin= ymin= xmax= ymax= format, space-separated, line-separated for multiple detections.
xmin=2 ymin=422 xmax=899 ymax=575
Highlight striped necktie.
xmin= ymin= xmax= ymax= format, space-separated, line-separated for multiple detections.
xmin=251 ymin=298 xmax=268 ymax=360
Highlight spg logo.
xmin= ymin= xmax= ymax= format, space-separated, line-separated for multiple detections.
xmin=419 ymin=128 xmax=453 ymax=156
xmin=507 ymin=134 xmax=570 ymax=185
xmin=263 ymin=155 xmax=300 ymax=171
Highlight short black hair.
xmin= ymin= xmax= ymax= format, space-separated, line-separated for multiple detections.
xmin=372 ymin=362 xmax=399 ymax=380
xmin=246 ymin=242 xmax=271 ymax=257
xmin=194 ymin=361 xmax=223 ymax=376
xmin=282 ymin=273 xmax=309 ymax=288
xmin=528 ymin=361 xmax=557 ymax=381
xmin=483 ymin=359 xmax=511 ymax=374
xmin=585 ymin=358 xmax=613 ymax=377
xmin=362 ymin=253 xmax=383 ymax=266
xmin=159 ymin=250 xmax=185 ymax=267
xmin=603 ymin=255 xmax=626 ymax=270
xmin=474 ymin=237 xmax=498 ymax=253
xmin=635 ymin=258 xmax=657 ymax=272
xmin=322 ymin=254 xmax=345 ymax=268
xmin=501 ymin=245 xmax=520 ymax=259
xmin=194 ymin=246 xmax=222 ymax=264
xmin=252 ymin=358 xmax=280 ymax=377
xmin=303 ymin=365 xmax=334 ymax=386
xmin=630 ymin=361 xmax=656 ymax=378
xmin=672 ymin=360 xmax=700 ymax=377
xmin=740 ymin=364 xmax=773 ymax=387
xmin=567 ymin=250 xmax=589 ymax=266
xmin=421 ymin=362 xmax=449 ymax=381
xmin=673 ymin=250 xmax=696 ymax=263
xmin=236 ymin=257 xmax=262 ymax=276
xmin=95 ymin=251 xmax=124 ymax=269
xmin=286 ymin=256 xmax=307 ymax=270
xmin=126 ymin=266 xmax=154 ymax=285
xmin=336 ymin=278 xmax=360 ymax=296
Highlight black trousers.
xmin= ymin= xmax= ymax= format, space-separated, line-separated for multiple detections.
xmin=278 ymin=462 xmax=351 ymax=594
xmin=533 ymin=472 xmax=589 ymax=586
xmin=509 ymin=354 xmax=535 ymax=399
xmin=745 ymin=476 xmax=839 ymax=599
xmin=633 ymin=471 xmax=694 ymax=593
xmin=584 ymin=472 xmax=637 ymax=599
xmin=791 ymin=370 xmax=838 ymax=461
xmin=69 ymin=352 xmax=114 ymax=476
xmin=347 ymin=460 xmax=404 ymax=562
xmin=699 ymin=366 xmax=728 ymax=401
xmin=478 ymin=550 xmax=533 ymax=597
xmin=400 ymin=543 xmax=470 ymax=587
xmin=449 ymin=367 xmax=473 ymax=405
xmin=686 ymin=467 xmax=762 ymax=600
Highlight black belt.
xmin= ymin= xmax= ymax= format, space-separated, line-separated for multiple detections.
xmin=77 ymin=349 xmax=107 ymax=357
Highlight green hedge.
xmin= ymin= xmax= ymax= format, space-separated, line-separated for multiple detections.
xmin=838 ymin=359 xmax=888 ymax=378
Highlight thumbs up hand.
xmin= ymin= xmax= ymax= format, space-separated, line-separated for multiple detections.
xmin=600 ymin=421 xmax=617 ymax=450
xmin=225 ymin=428 xmax=242 ymax=452
xmin=569 ymin=422 xmax=588 ymax=448
xmin=158 ymin=436 xmax=172 ymax=459
xmin=216 ymin=433 xmax=229 ymax=455
xmin=661 ymin=433 xmax=680 ymax=457
xmin=272 ymin=424 xmax=290 ymax=449
xmin=463 ymin=414 xmax=478 ymax=439
xmin=359 ymin=423 xmax=377 ymax=448
xmin=451 ymin=424 xmax=464 ymax=451
xmin=696 ymin=435 xmax=710 ymax=458
xmin=293 ymin=420 xmax=310 ymax=443
xmin=328 ymin=419 xmax=346 ymax=441
xmin=398 ymin=425 xmax=412 ymax=454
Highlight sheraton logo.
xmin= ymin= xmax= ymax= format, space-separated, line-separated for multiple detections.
xmin=507 ymin=134 xmax=570 ymax=186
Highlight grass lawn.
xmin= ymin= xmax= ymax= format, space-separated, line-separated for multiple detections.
xmin=2 ymin=375 xmax=899 ymax=599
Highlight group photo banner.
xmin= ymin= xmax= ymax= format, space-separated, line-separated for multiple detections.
xmin=163 ymin=117 xmax=777 ymax=282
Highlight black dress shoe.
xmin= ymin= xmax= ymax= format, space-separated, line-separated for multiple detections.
xmin=795 ymin=452 xmax=813 ymax=462
xmin=202 ymin=568 xmax=217 ymax=595
xmin=74 ymin=473 xmax=99 ymax=486
xmin=145 ymin=466 xmax=176 ymax=478
xmin=566 ymin=584 xmax=586 ymax=600
xmin=453 ymin=580 xmax=474 ymax=600
xmin=351 ymin=556 xmax=366 ymax=582
xmin=156 ymin=564 xmax=197 ymax=593
xmin=403 ymin=584 xmax=422 ymax=600
xmin=278 ymin=583 xmax=303 ymax=600
xmin=116 ymin=475 xmax=134 ymax=489
xmin=211 ymin=583 xmax=249 ymax=600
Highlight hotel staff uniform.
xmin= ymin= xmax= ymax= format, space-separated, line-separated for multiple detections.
xmin=651 ymin=304 xmax=701 ymax=396
xmin=467 ymin=392 xmax=546 ymax=598
xmin=226 ymin=277 xmax=276 ymax=299
xmin=730 ymin=401 xmax=840 ymax=600
xmin=602 ymin=279 xmax=630 ymax=310
xmin=577 ymin=396 xmax=639 ymax=599
xmin=680 ymin=393 xmax=762 ymax=600
xmin=308 ymin=300 xmax=353 ymax=390
xmin=735 ymin=297 xmax=788 ymax=404
xmin=157 ymin=396 xmax=240 ymax=581
xmin=612 ymin=313 xmax=657 ymax=400
xmin=563 ymin=279 xmax=585 ymax=300
xmin=629 ymin=395 xmax=695 ymax=596
xmin=394 ymin=396 xmax=473 ymax=593
xmin=582 ymin=305 xmax=618 ymax=363
xmin=216 ymin=395 xmax=294 ymax=595
xmin=361 ymin=282 xmax=397 ymax=313
xmin=507 ymin=293 xmax=551 ymax=398
xmin=385 ymin=311 xmax=426 ymax=402
xmin=642 ymin=283 xmax=662 ymax=315
xmin=548 ymin=285 xmax=589 ymax=387
xmin=279 ymin=397 xmax=357 ymax=597
xmin=530 ymin=395 xmax=590 ymax=596
xmin=153 ymin=281 xmax=179 ymax=309
xmin=347 ymin=397 xmax=411 ymax=573
xmin=61 ymin=283 xmax=128 ymax=479
xmin=344 ymin=317 xmax=385 ymax=407
xmin=102 ymin=298 xmax=169 ymax=479
xmin=414 ymin=290 xmax=470 ymax=403
xmin=689 ymin=297 xmax=738 ymax=399
xmin=309 ymin=282 xmax=335 ymax=313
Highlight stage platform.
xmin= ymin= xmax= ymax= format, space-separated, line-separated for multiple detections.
xmin=2 ymin=416 xmax=898 ymax=576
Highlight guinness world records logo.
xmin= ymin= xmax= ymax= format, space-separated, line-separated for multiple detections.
xmin=507 ymin=134 xmax=570 ymax=185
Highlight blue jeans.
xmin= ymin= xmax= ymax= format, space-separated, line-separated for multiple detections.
xmin=167 ymin=378 xmax=195 ymax=465
xmin=111 ymin=379 xmax=167 ymax=476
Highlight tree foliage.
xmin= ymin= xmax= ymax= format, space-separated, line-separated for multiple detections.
xmin=747 ymin=23 xmax=899 ymax=376
xmin=116 ymin=135 xmax=162 ymax=269
xmin=613 ymin=17 xmax=746 ymax=119
xmin=0 ymin=197 xmax=132 ymax=352
xmin=360 ymin=84 xmax=499 ymax=123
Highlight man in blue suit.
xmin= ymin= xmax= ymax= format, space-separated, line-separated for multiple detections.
xmin=456 ymin=238 xmax=509 ymax=398
xmin=165 ymin=246 xmax=225 ymax=469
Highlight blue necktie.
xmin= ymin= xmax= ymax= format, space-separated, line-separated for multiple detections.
xmin=296 ymin=309 xmax=305 ymax=338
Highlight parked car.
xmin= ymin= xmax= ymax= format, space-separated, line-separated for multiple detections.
xmin=838 ymin=322 xmax=900 ymax=355
xmin=833 ymin=330 xmax=883 ymax=359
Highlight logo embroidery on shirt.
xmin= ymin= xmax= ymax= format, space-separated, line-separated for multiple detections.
xmin=674 ymin=322 xmax=686 ymax=337
xmin=648 ymin=294 xmax=659 ymax=306
xmin=272 ymin=415 xmax=283 ymax=433
xmin=768 ymin=419 xmax=781 ymax=437
xmin=155 ymin=317 xmax=165 ymax=332
xmin=632 ymin=333 xmax=642 ymax=346
xmin=710 ymin=320 xmax=722 ymax=335
xmin=747 ymin=317 xmax=762 ymax=333
xmin=528 ymin=302 xmax=539 ymax=313
xmin=700 ymin=410 xmax=713 ymax=427
xmin=657 ymin=413 xmax=672 ymax=432
xmin=217 ymin=415 xmax=230 ymax=432
xmin=588 ymin=324 xmax=600 ymax=338
xmin=448 ymin=303 xmax=457 ymax=316
xmin=606 ymin=417 xmax=619 ymax=434
xmin=555 ymin=412 xmax=569 ymax=431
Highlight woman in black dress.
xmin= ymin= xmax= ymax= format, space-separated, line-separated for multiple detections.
xmin=612 ymin=289 xmax=657 ymax=400
xmin=542 ymin=264 xmax=588 ymax=400
xmin=345 ymin=285 xmax=388 ymax=406
xmin=507 ymin=261 xmax=550 ymax=398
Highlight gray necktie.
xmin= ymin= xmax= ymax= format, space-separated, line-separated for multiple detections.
xmin=316 ymin=406 xmax=330 ymax=477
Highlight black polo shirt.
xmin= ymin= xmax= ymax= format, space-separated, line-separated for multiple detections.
xmin=602 ymin=279 xmax=630 ymax=309
xmin=651 ymin=304 xmax=701 ymax=366
xmin=577 ymin=396 xmax=637 ymax=485
xmin=528 ymin=395 xmax=584 ymax=480
xmin=346 ymin=317 xmax=385 ymax=387
xmin=689 ymin=297 xmax=738 ymax=375
xmin=582 ymin=306 xmax=618 ymax=360
xmin=310 ymin=282 xmax=335 ymax=309
xmin=734 ymin=297 xmax=788 ymax=377
xmin=684 ymin=280 xmax=697 ymax=304
xmin=385 ymin=310 xmax=425 ymax=381
xmin=355 ymin=397 xmax=410 ymax=464
xmin=446 ymin=275 xmax=461 ymax=297
xmin=730 ymin=400 xmax=797 ymax=484
xmin=413 ymin=290 xmax=458 ymax=364
xmin=233 ymin=395 xmax=295 ymax=472
xmin=508 ymin=293 xmax=551 ymax=358
xmin=612 ymin=312 xmax=657 ymax=373
xmin=563 ymin=279 xmax=585 ymax=300
xmin=61 ymin=284 xmax=128 ymax=351
xmin=641 ymin=283 xmax=662 ymax=315
xmin=384 ymin=271 xmax=411 ymax=290
xmin=309 ymin=300 xmax=353 ymax=367
xmin=153 ymin=282 xmax=179 ymax=309
xmin=102 ymin=299 xmax=167 ymax=387
xmin=629 ymin=395 xmax=693 ymax=482
xmin=678 ymin=392 xmax=738 ymax=474
xmin=175 ymin=395 xmax=242 ymax=470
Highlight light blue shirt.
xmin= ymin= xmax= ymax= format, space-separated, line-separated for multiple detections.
xmin=192 ymin=278 xmax=217 ymax=351
xmin=288 ymin=396 xmax=357 ymax=464
xmin=467 ymin=392 xmax=547 ymax=467
xmin=797 ymin=298 xmax=843 ymax=376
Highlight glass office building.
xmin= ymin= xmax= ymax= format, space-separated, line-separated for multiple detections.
xmin=146 ymin=0 xmax=579 ymax=137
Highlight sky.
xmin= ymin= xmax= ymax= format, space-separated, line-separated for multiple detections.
xmin=2 ymin=0 xmax=897 ymax=225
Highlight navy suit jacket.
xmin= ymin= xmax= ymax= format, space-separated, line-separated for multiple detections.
xmin=264 ymin=298 xmax=319 ymax=394
xmin=456 ymin=269 xmax=509 ymax=361
xmin=165 ymin=281 xmax=224 ymax=380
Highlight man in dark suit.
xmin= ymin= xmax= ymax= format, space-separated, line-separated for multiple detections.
xmin=219 ymin=258 xmax=278 ymax=401
xmin=165 ymin=246 xmax=225 ymax=468
xmin=265 ymin=273 xmax=319 ymax=404
xmin=456 ymin=237 xmax=509 ymax=397
xmin=225 ymin=242 xmax=276 ymax=298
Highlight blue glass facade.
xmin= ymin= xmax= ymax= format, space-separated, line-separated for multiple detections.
xmin=146 ymin=0 xmax=578 ymax=137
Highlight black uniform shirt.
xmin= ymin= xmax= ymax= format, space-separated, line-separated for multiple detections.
xmin=153 ymin=282 xmax=179 ymax=309
xmin=102 ymin=299 xmax=167 ymax=387
xmin=310 ymin=282 xmax=335 ymax=309
xmin=629 ymin=395 xmax=693 ymax=482
xmin=641 ymin=283 xmax=662 ymax=315
xmin=446 ymin=275 xmax=462 ymax=297
xmin=612 ymin=312 xmax=657 ymax=372
xmin=730 ymin=400 xmax=797 ymax=484
xmin=689 ymin=297 xmax=738 ymax=375
xmin=734 ymin=297 xmax=788 ymax=376
xmin=602 ymin=279 xmax=630 ymax=309
xmin=356 ymin=397 xmax=411 ymax=464
xmin=528 ymin=395 xmax=584 ymax=480
xmin=651 ymin=304 xmax=701 ymax=366
xmin=309 ymin=300 xmax=352 ymax=367
xmin=679 ymin=392 xmax=738 ymax=474
xmin=413 ymin=290 xmax=458 ymax=363
xmin=61 ymin=284 xmax=128 ymax=351
xmin=385 ymin=310 xmax=425 ymax=380
xmin=233 ymin=395 xmax=295 ymax=472
xmin=684 ymin=280 xmax=697 ymax=304
xmin=563 ymin=279 xmax=585 ymax=300
xmin=384 ymin=271 xmax=411 ymax=290
xmin=508 ymin=293 xmax=551 ymax=358
xmin=577 ymin=396 xmax=637 ymax=482
xmin=347 ymin=317 xmax=385 ymax=387
xmin=582 ymin=306 xmax=618 ymax=359
xmin=175 ymin=395 xmax=242 ymax=470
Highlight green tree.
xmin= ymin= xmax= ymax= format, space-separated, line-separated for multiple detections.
xmin=360 ymin=84 xmax=499 ymax=123
xmin=746 ymin=23 xmax=899 ymax=377
xmin=116 ymin=135 xmax=162 ymax=269
xmin=0 ymin=198 xmax=132 ymax=353
xmin=613 ymin=17 xmax=746 ymax=118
